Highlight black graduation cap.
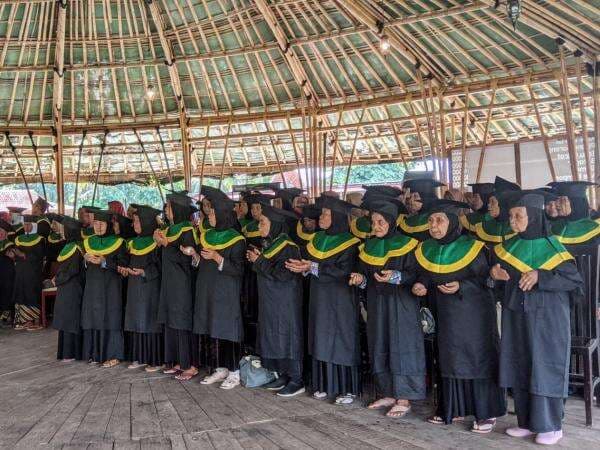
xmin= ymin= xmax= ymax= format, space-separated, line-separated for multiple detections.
xmin=133 ymin=205 xmax=161 ymax=222
xmin=468 ymin=183 xmax=495 ymax=197
xmin=260 ymin=202 xmax=299 ymax=223
xmin=547 ymin=181 xmax=596 ymax=199
xmin=300 ymin=204 xmax=321 ymax=220
xmin=92 ymin=210 xmax=113 ymax=223
xmin=273 ymin=187 xmax=304 ymax=204
xmin=166 ymin=190 xmax=197 ymax=210
xmin=361 ymin=193 xmax=407 ymax=215
xmin=494 ymin=176 xmax=520 ymax=193
xmin=46 ymin=212 xmax=62 ymax=223
xmin=22 ymin=214 xmax=38 ymax=223
xmin=0 ymin=219 xmax=13 ymax=232
xmin=402 ymin=178 xmax=445 ymax=197
xmin=209 ymin=194 xmax=236 ymax=213
xmin=508 ymin=191 xmax=545 ymax=210
xmin=244 ymin=192 xmax=276 ymax=206
xmin=362 ymin=184 xmax=403 ymax=198
xmin=423 ymin=198 xmax=470 ymax=217
xmin=320 ymin=196 xmax=355 ymax=215
xmin=199 ymin=185 xmax=230 ymax=203
xmin=33 ymin=197 xmax=49 ymax=211
xmin=81 ymin=205 xmax=101 ymax=213
xmin=364 ymin=199 xmax=399 ymax=224
xmin=532 ymin=188 xmax=558 ymax=203
xmin=7 ymin=206 xmax=26 ymax=214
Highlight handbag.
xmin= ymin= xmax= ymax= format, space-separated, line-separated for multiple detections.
xmin=420 ymin=307 xmax=436 ymax=335
xmin=238 ymin=355 xmax=276 ymax=388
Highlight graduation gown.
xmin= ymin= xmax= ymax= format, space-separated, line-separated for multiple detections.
xmin=193 ymin=229 xmax=246 ymax=343
xmin=80 ymin=235 xmax=128 ymax=331
xmin=305 ymin=231 xmax=361 ymax=367
xmin=12 ymin=233 xmax=46 ymax=308
xmin=0 ymin=239 xmax=15 ymax=312
xmin=124 ymin=237 xmax=162 ymax=334
xmin=52 ymin=243 xmax=86 ymax=334
xmin=254 ymin=235 xmax=303 ymax=361
xmin=494 ymin=236 xmax=583 ymax=398
xmin=396 ymin=213 xmax=431 ymax=242
xmin=157 ymin=222 xmax=196 ymax=331
xmin=474 ymin=214 xmax=516 ymax=244
xmin=415 ymin=236 xmax=499 ymax=380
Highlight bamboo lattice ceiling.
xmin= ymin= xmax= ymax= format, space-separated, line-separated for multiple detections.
xmin=0 ymin=0 xmax=598 ymax=182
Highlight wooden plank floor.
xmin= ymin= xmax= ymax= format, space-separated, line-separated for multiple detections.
xmin=1 ymin=328 xmax=599 ymax=449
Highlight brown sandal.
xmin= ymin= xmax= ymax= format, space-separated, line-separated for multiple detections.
xmin=175 ymin=368 xmax=198 ymax=381
xmin=368 ymin=398 xmax=397 ymax=410
xmin=101 ymin=359 xmax=120 ymax=368
xmin=386 ymin=403 xmax=411 ymax=418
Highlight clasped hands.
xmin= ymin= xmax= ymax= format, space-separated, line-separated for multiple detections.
xmin=490 ymin=263 xmax=538 ymax=292
xmin=348 ymin=270 xmax=394 ymax=286
xmin=285 ymin=259 xmax=311 ymax=273
xmin=411 ymin=281 xmax=460 ymax=296
xmin=179 ymin=245 xmax=223 ymax=266
xmin=84 ymin=253 xmax=105 ymax=266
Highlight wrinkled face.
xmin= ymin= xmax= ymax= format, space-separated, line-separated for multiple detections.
xmin=250 ymin=203 xmax=262 ymax=221
xmin=0 ymin=228 xmax=7 ymax=240
xmin=201 ymin=198 xmax=212 ymax=216
xmin=556 ymin=196 xmax=572 ymax=217
xmin=133 ymin=215 xmax=142 ymax=234
xmin=488 ymin=196 xmax=500 ymax=218
xmin=408 ymin=192 xmax=422 ymax=214
xmin=371 ymin=212 xmax=390 ymax=238
xmin=93 ymin=220 xmax=107 ymax=236
xmin=428 ymin=212 xmax=450 ymax=240
xmin=236 ymin=201 xmax=248 ymax=218
xmin=78 ymin=208 xmax=87 ymax=224
xmin=258 ymin=215 xmax=271 ymax=238
xmin=165 ymin=202 xmax=174 ymax=223
xmin=469 ymin=193 xmax=484 ymax=211
xmin=509 ymin=206 xmax=528 ymax=233
xmin=545 ymin=200 xmax=558 ymax=218
xmin=208 ymin=208 xmax=216 ymax=227
xmin=293 ymin=196 xmax=308 ymax=212
xmin=319 ymin=208 xmax=332 ymax=230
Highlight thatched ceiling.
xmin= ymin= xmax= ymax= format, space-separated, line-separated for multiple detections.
xmin=0 ymin=0 xmax=598 ymax=183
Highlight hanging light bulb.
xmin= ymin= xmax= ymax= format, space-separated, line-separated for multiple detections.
xmin=506 ymin=0 xmax=522 ymax=30
xmin=145 ymin=84 xmax=156 ymax=101
xmin=379 ymin=34 xmax=391 ymax=55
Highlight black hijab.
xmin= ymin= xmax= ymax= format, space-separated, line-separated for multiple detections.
xmin=424 ymin=199 xmax=470 ymax=245
xmin=92 ymin=210 xmax=113 ymax=237
xmin=512 ymin=193 xmax=552 ymax=240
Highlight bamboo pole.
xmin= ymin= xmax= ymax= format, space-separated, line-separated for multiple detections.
xmin=593 ymin=62 xmax=600 ymax=206
xmin=384 ymin=104 xmax=408 ymax=172
xmin=527 ymin=78 xmax=557 ymax=182
xmin=285 ymin=113 xmax=303 ymax=189
xmin=4 ymin=131 xmax=33 ymax=205
xmin=72 ymin=131 xmax=87 ymax=217
xmin=199 ymin=119 xmax=210 ymax=191
xmin=329 ymin=105 xmax=345 ymax=191
xmin=460 ymin=87 xmax=470 ymax=191
xmin=438 ymin=90 xmax=449 ymax=186
xmin=155 ymin=126 xmax=174 ymax=191
xmin=218 ymin=120 xmax=232 ymax=190
xmin=92 ymin=131 xmax=109 ymax=207
xmin=134 ymin=130 xmax=165 ymax=204
xmin=557 ymin=40 xmax=579 ymax=181
xmin=27 ymin=131 xmax=46 ymax=199
xmin=575 ymin=52 xmax=594 ymax=204
xmin=475 ymin=83 xmax=498 ymax=182
xmin=264 ymin=119 xmax=287 ymax=189
xmin=301 ymin=101 xmax=309 ymax=195
xmin=343 ymin=107 xmax=366 ymax=198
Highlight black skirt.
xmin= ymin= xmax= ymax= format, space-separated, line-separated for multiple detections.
xmin=164 ymin=326 xmax=198 ymax=370
xmin=437 ymin=377 xmax=507 ymax=423
xmin=311 ymin=359 xmax=360 ymax=398
xmin=57 ymin=330 xmax=83 ymax=360
xmin=127 ymin=332 xmax=164 ymax=367
xmin=198 ymin=335 xmax=241 ymax=372
xmin=82 ymin=329 xmax=124 ymax=362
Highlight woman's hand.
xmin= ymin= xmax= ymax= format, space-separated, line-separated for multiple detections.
xmin=153 ymin=229 xmax=168 ymax=247
xmin=201 ymin=249 xmax=223 ymax=266
xmin=412 ymin=282 xmax=427 ymax=296
xmin=285 ymin=259 xmax=312 ymax=273
xmin=438 ymin=281 xmax=460 ymax=294
xmin=84 ymin=253 xmax=101 ymax=265
xmin=490 ymin=263 xmax=510 ymax=281
xmin=246 ymin=248 xmax=261 ymax=263
xmin=180 ymin=245 xmax=198 ymax=258
xmin=117 ymin=266 xmax=129 ymax=277
xmin=129 ymin=268 xmax=145 ymax=277
xmin=519 ymin=270 xmax=538 ymax=292
xmin=349 ymin=272 xmax=365 ymax=286
xmin=374 ymin=270 xmax=393 ymax=283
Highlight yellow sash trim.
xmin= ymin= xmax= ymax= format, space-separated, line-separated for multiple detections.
xmin=263 ymin=239 xmax=298 ymax=259
xmin=494 ymin=244 xmax=573 ymax=273
xmin=306 ymin=235 xmax=360 ymax=260
xmin=350 ymin=217 xmax=371 ymax=239
xmin=83 ymin=237 xmax=124 ymax=256
xmin=555 ymin=219 xmax=600 ymax=245
xmin=200 ymin=232 xmax=245 ymax=250
xmin=475 ymin=222 xmax=516 ymax=243
xmin=296 ymin=221 xmax=314 ymax=242
xmin=128 ymin=241 xmax=158 ymax=256
xmin=415 ymin=240 xmax=485 ymax=274
xmin=459 ymin=214 xmax=477 ymax=233
xmin=57 ymin=245 xmax=81 ymax=262
xmin=48 ymin=234 xmax=64 ymax=244
xmin=166 ymin=225 xmax=194 ymax=243
xmin=243 ymin=229 xmax=261 ymax=239
xmin=396 ymin=214 xmax=429 ymax=233
xmin=15 ymin=235 xmax=43 ymax=247
xmin=358 ymin=239 xmax=418 ymax=266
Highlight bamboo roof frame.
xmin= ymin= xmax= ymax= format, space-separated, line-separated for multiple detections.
xmin=0 ymin=0 xmax=598 ymax=192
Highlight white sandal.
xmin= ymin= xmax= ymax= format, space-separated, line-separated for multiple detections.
xmin=313 ymin=391 xmax=328 ymax=400
xmin=200 ymin=368 xmax=229 ymax=385
xmin=334 ymin=393 xmax=356 ymax=405
xmin=220 ymin=370 xmax=240 ymax=390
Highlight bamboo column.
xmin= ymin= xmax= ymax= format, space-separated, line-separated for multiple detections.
xmin=557 ymin=40 xmax=579 ymax=181
xmin=384 ymin=105 xmax=409 ymax=173
xmin=527 ymin=77 xmax=557 ymax=182
xmin=343 ymin=107 xmax=366 ymax=198
xmin=218 ymin=121 xmax=232 ymax=190
xmin=460 ymin=87 xmax=470 ymax=191
xmin=53 ymin=0 xmax=67 ymax=213
xmin=575 ymin=51 xmax=594 ymax=204
xmin=199 ymin=120 xmax=210 ymax=190
xmin=475 ymin=83 xmax=498 ymax=182
xmin=593 ymin=62 xmax=600 ymax=206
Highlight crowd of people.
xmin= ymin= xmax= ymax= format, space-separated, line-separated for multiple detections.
xmin=0 ymin=174 xmax=598 ymax=446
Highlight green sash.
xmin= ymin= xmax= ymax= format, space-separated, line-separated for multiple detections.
xmin=459 ymin=212 xmax=486 ymax=233
xmin=396 ymin=213 xmax=429 ymax=234
xmin=128 ymin=236 xmax=157 ymax=256
xmin=494 ymin=235 xmax=573 ymax=273
xmin=552 ymin=218 xmax=600 ymax=245
xmin=262 ymin=234 xmax=298 ymax=259
xmin=475 ymin=214 xmax=516 ymax=243
xmin=83 ymin=235 xmax=124 ymax=256
xmin=48 ymin=232 xmax=64 ymax=244
xmin=306 ymin=231 xmax=359 ymax=260
xmin=350 ymin=216 xmax=371 ymax=239
xmin=242 ymin=220 xmax=261 ymax=239
xmin=201 ymin=228 xmax=245 ymax=250
xmin=198 ymin=218 xmax=213 ymax=234
xmin=296 ymin=221 xmax=315 ymax=242
xmin=57 ymin=242 xmax=81 ymax=262
xmin=166 ymin=221 xmax=195 ymax=243
xmin=15 ymin=233 xmax=43 ymax=247
xmin=81 ymin=227 xmax=95 ymax=239
xmin=0 ymin=239 xmax=14 ymax=253
xmin=415 ymin=235 xmax=485 ymax=274
xmin=359 ymin=234 xmax=418 ymax=266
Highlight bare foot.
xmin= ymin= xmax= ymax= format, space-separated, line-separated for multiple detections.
xmin=386 ymin=400 xmax=411 ymax=418
xmin=175 ymin=367 xmax=198 ymax=381
xmin=368 ymin=397 xmax=397 ymax=409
